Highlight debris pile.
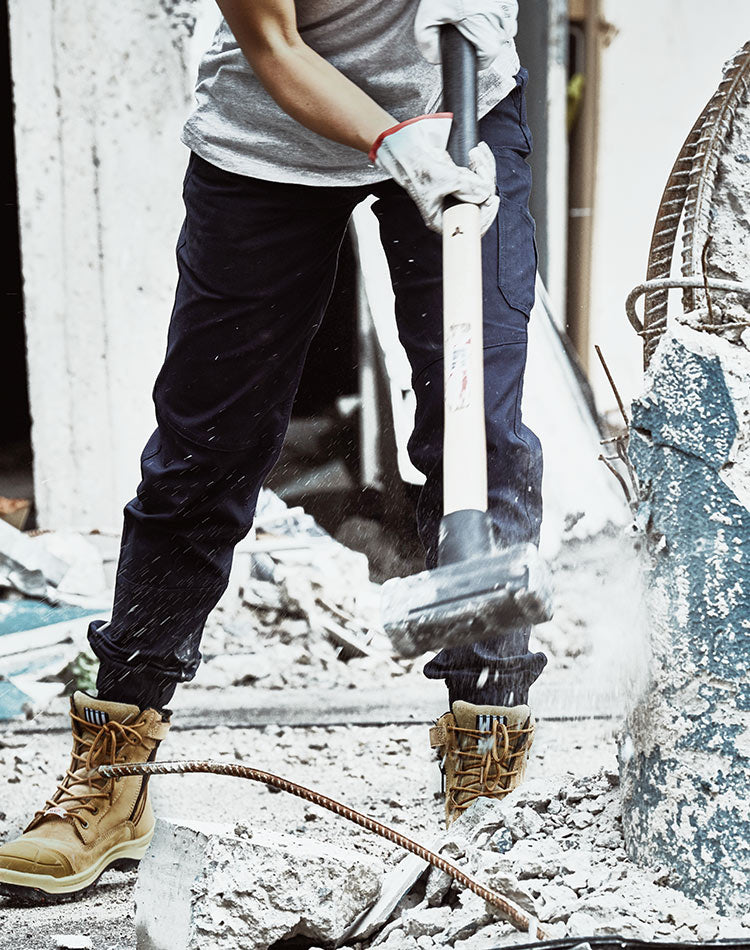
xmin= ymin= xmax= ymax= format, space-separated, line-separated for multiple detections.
xmin=0 ymin=488 xmax=421 ymax=720
xmin=0 ymin=521 xmax=118 ymax=718
xmin=350 ymin=770 xmax=746 ymax=949
xmin=127 ymin=758 xmax=750 ymax=950
xmin=189 ymin=490 xmax=417 ymax=694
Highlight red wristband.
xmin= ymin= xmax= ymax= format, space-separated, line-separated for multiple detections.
xmin=368 ymin=112 xmax=453 ymax=163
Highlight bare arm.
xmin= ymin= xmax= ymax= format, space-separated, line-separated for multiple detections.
xmin=215 ymin=0 xmax=396 ymax=153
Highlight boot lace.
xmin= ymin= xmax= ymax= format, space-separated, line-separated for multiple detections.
xmin=33 ymin=710 xmax=145 ymax=830
xmin=447 ymin=716 xmax=533 ymax=815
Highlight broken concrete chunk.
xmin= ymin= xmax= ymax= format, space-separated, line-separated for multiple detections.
xmin=566 ymin=911 xmax=599 ymax=936
xmin=451 ymin=920 xmax=517 ymax=950
xmin=134 ymin=819 xmax=383 ymax=950
xmin=505 ymin=805 xmax=544 ymax=839
xmin=474 ymin=860 xmax=536 ymax=916
xmin=0 ymin=518 xmax=68 ymax=589
xmin=53 ymin=938 xmax=93 ymax=950
xmin=537 ymin=881 xmax=578 ymax=922
xmin=372 ymin=927 xmax=418 ymax=950
xmin=400 ymin=905 xmax=451 ymax=938
xmin=41 ymin=532 xmax=107 ymax=599
xmin=424 ymin=866 xmax=453 ymax=907
xmin=345 ymin=849 xmax=434 ymax=941
xmin=442 ymin=890 xmax=494 ymax=943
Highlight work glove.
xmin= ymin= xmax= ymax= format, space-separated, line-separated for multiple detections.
xmin=369 ymin=115 xmax=499 ymax=236
xmin=415 ymin=0 xmax=519 ymax=70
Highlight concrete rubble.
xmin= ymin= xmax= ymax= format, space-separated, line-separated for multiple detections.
xmin=0 ymin=487 xmax=407 ymax=719
xmin=0 ymin=524 xmax=118 ymax=719
xmin=0 ymin=517 xmax=69 ymax=597
xmin=187 ymin=488 xmax=413 ymax=696
xmin=1 ymin=478 xmax=633 ymax=722
xmin=134 ymin=818 xmax=384 ymax=950
xmin=133 ymin=765 xmax=750 ymax=950
xmin=343 ymin=771 xmax=750 ymax=949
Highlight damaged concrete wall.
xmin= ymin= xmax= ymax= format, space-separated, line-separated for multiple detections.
xmin=8 ymin=0 xmax=217 ymax=529
xmin=620 ymin=90 xmax=750 ymax=913
xmin=621 ymin=324 xmax=750 ymax=913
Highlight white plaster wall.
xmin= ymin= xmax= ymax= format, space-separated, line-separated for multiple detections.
xmin=9 ymin=0 xmax=218 ymax=529
xmin=588 ymin=0 xmax=750 ymax=414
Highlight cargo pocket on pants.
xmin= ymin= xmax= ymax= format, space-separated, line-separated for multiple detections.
xmin=497 ymin=195 xmax=538 ymax=317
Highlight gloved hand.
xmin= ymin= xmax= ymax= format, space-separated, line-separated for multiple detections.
xmin=414 ymin=0 xmax=518 ymax=70
xmin=370 ymin=115 xmax=499 ymax=236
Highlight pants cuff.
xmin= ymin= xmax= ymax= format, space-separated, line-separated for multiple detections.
xmin=425 ymin=651 xmax=547 ymax=708
xmin=89 ymin=620 xmax=179 ymax=711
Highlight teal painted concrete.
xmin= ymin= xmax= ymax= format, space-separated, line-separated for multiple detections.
xmin=0 ymin=599 xmax=99 ymax=637
xmin=0 ymin=680 xmax=32 ymax=719
xmin=622 ymin=334 xmax=750 ymax=914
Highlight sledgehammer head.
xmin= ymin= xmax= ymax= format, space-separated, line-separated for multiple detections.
xmin=382 ymin=542 xmax=553 ymax=658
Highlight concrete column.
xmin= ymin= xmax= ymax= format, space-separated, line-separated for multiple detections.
xmin=8 ymin=0 xmax=216 ymax=529
xmin=620 ymin=91 xmax=750 ymax=913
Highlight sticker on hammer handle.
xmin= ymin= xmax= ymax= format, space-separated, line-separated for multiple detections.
xmin=446 ymin=323 xmax=471 ymax=411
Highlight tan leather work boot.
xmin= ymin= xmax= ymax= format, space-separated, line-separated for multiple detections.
xmin=430 ymin=700 xmax=535 ymax=827
xmin=0 ymin=691 xmax=170 ymax=897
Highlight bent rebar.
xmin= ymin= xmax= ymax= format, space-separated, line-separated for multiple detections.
xmin=99 ymin=758 xmax=548 ymax=939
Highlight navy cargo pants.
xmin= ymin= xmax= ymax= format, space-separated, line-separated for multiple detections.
xmin=90 ymin=70 xmax=547 ymax=711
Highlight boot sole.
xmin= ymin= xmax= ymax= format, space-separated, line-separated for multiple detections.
xmin=0 ymin=826 xmax=154 ymax=900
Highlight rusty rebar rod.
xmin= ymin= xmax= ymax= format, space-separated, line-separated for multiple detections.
xmin=594 ymin=345 xmax=629 ymax=428
xmin=640 ymin=41 xmax=750 ymax=364
xmin=99 ymin=759 xmax=548 ymax=939
xmin=626 ymin=277 xmax=750 ymax=335
xmin=598 ymin=454 xmax=631 ymax=503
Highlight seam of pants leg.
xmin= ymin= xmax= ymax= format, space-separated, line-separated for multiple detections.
xmin=411 ymin=338 xmax=525 ymax=387
xmin=512 ymin=362 xmax=535 ymax=542
xmin=154 ymin=405 xmax=280 ymax=455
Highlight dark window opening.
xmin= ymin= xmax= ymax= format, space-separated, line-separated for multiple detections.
xmin=0 ymin=0 xmax=34 ymax=528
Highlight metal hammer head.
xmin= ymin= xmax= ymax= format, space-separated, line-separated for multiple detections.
xmin=382 ymin=542 xmax=554 ymax=658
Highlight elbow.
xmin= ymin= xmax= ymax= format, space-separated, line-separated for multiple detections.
xmin=244 ymin=25 xmax=306 ymax=73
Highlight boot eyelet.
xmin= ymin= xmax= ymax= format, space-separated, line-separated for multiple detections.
xmin=80 ymin=820 xmax=89 ymax=828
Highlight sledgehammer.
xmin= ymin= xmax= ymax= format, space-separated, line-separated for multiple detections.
xmin=382 ymin=26 xmax=553 ymax=658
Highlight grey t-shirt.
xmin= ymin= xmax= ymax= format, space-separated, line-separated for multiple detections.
xmin=181 ymin=0 xmax=520 ymax=186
